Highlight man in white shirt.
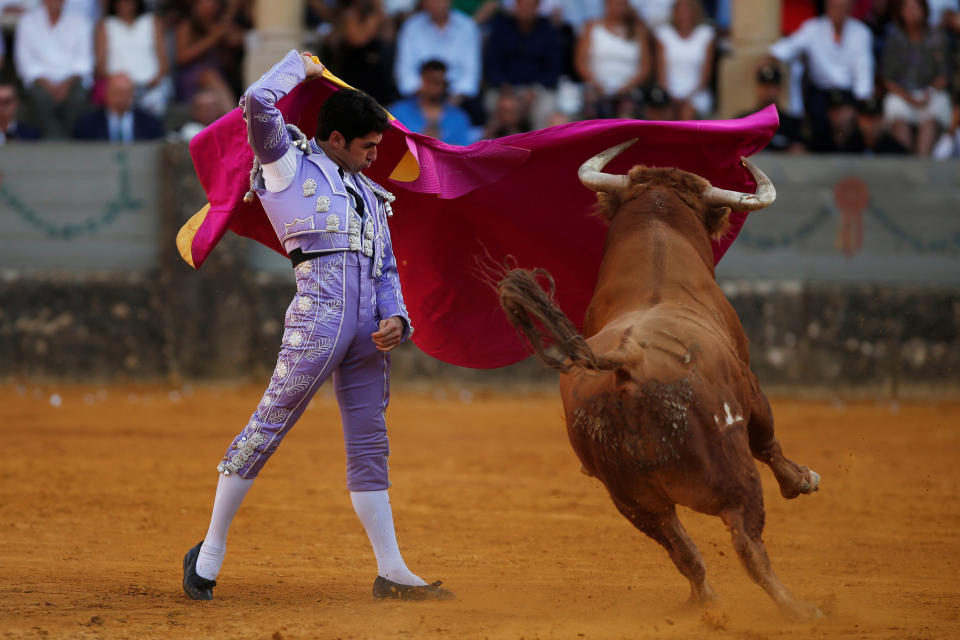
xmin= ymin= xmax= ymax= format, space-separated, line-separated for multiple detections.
xmin=394 ymin=0 xmax=481 ymax=107
xmin=769 ymin=0 xmax=873 ymax=149
xmin=13 ymin=0 xmax=94 ymax=138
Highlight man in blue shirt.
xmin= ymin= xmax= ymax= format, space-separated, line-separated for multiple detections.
xmin=394 ymin=0 xmax=481 ymax=114
xmin=390 ymin=60 xmax=475 ymax=146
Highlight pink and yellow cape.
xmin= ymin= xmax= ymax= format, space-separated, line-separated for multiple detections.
xmin=180 ymin=71 xmax=778 ymax=369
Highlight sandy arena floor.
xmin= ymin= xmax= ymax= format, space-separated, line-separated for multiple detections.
xmin=0 ymin=384 xmax=958 ymax=640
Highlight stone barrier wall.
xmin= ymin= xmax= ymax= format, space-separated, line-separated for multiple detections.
xmin=0 ymin=144 xmax=957 ymax=395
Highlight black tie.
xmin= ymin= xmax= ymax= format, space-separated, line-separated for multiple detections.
xmin=338 ymin=168 xmax=365 ymax=217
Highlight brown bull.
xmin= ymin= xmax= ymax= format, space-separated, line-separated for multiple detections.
xmin=498 ymin=140 xmax=822 ymax=620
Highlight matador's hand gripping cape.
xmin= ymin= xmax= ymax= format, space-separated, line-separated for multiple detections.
xmin=179 ymin=69 xmax=778 ymax=369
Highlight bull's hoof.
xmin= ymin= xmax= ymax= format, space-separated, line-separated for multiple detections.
xmin=783 ymin=600 xmax=825 ymax=622
xmin=799 ymin=469 xmax=821 ymax=493
xmin=685 ymin=582 xmax=718 ymax=607
xmin=780 ymin=468 xmax=820 ymax=499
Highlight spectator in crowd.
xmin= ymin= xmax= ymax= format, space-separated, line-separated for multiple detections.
xmin=326 ymin=0 xmax=395 ymax=104
xmin=642 ymin=83 xmax=673 ymax=119
xmin=485 ymin=0 xmax=563 ymax=130
xmin=545 ymin=110 xmax=571 ymax=127
xmin=555 ymin=0 xmax=605 ymax=32
xmin=390 ymin=59 xmax=475 ymax=145
xmin=707 ymin=0 xmax=731 ymax=33
xmin=306 ymin=0 xmax=338 ymax=33
xmin=174 ymin=0 xmax=245 ymax=111
xmin=394 ymin=0 xmax=481 ymax=116
xmin=777 ymin=0 xmax=820 ymax=118
xmin=857 ymin=0 xmax=895 ymax=50
xmin=770 ymin=0 xmax=874 ymax=147
xmin=881 ymin=0 xmax=951 ymax=156
xmin=95 ymin=0 xmax=171 ymax=118
xmin=927 ymin=0 xmax=959 ymax=29
xmin=74 ymin=72 xmax=165 ymax=142
xmin=630 ymin=0 xmax=674 ymax=29
xmin=380 ymin=0 xmax=417 ymax=21
xmin=500 ymin=0 xmax=580 ymax=86
xmin=926 ymin=1 xmax=960 ymax=91
xmin=0 ymin=82 xmax=41 ymax=142
xmin=453 ymin=0 xmax=500 ymax=23
xmin=483 ymin=89 xmax=531 ymax=137
xmin=14 ymin=0 xmax=94 ymax=139
xmin=737 ymin=63 xmax=807 ymax=153
xmin=0 ymin=0 xmax=36 ymax=19
xmin=808 ymin=88 xmax=864 ymax=152
xmin=175 ymin=88 xmax=226 ymax=141
xmin=855 ymin=96 xmax=909 ymax=154
xmin=855 ymin=0 xmax=895 ymax=26
xmin=932 ymin=90 xmax=960 ymax=158
xmin=575 ymin=0 xmax=651 ymax=119
xmin=66 ymin=0 xmax=101 ymax=21
xmin=655 ymin=0 xmax=715 ymax=120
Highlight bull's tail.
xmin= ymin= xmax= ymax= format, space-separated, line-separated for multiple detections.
xmin=497 ymin=268 xmax=623 ymax=374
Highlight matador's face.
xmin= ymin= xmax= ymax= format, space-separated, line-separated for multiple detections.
xmin=339 ymin=131 xmax=382 ymax=173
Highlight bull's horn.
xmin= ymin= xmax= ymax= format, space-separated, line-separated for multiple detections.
xmin=702 ymin=156 xmax=776 ymax=212
xmin=578 ymin=138 xmax=638 ymax=192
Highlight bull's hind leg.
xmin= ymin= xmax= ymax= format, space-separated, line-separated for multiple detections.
xmin=720 ymin=504 xmax=823 ymax=621
xmin=612 ymin=498 xmax=717 ymax=606
xmin=748 ymin=391 xmax=820 ymax=499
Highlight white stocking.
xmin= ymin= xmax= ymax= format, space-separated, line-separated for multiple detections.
xmin=351 ymin=489 xmax=426 ymax=586
xmin=196 ymin=473 xmax=254 ymax=580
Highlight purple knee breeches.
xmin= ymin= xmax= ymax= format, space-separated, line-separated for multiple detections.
xmin=217 ymin=251 xmax=391 ymax=491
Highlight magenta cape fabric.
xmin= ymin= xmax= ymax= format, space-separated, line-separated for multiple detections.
xmin=187 ymin=77 xmax=777 ymax=369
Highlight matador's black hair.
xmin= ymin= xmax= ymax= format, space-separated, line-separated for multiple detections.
xmin=316 ymin=88 xmax=388 ymax=146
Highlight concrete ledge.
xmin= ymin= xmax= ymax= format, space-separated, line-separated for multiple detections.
xmin=2 ymin=275 xmax=956 ymax=397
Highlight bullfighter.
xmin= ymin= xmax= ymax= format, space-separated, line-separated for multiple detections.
xmin=181 ymin=50 xmax=453 ymax=602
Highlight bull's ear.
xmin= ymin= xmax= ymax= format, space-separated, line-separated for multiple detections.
xmin=593 ymin=191 xmax=622 ymax=222
xmin=704 ymin=205 xmax=731 ymax=239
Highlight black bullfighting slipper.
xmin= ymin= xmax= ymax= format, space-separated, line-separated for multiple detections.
xmin=372 ymin=576 xmax=455 ymax=601
xmin=182 ymin=541 xmax=216 ymax=600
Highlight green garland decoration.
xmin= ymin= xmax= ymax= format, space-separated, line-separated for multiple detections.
xmin=737 ymin=204 xmax=960 ymax=254
xmin=866 ymin=205 xmax=960 ymax=253
xmin=737 ymin=207 xmax=832 ymax=250
xmin=1 ymin=150 xmax=143 ymax=238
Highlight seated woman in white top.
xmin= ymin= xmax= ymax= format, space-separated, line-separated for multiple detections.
xmin=882 ymin=0 xmax=952 ymax=156
xmin=655 ymin=0 xmax=715 ymax=120
xmin=94 ymin=0 xmax=171 ymax=117
xmin=574 ymin=0 xmax=652 ymax=119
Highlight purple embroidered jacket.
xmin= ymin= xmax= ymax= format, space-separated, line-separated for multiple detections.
xmin=241 ymin=49 xmax=412 ymax=337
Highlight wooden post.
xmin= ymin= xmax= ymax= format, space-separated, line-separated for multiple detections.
xmin=716 ymin=0 xmax=782 ymax=118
